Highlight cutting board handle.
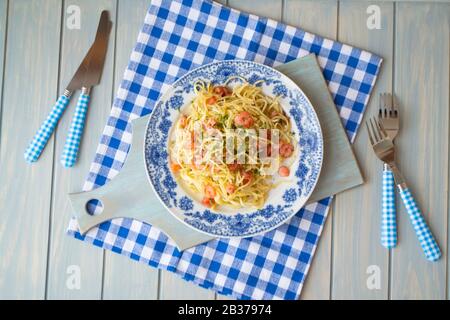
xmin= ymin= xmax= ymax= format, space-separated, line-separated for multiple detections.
xmin=68 ymin=115 xmax=160 ymax=234
xmin=68 ymin=172 xmax=156 ymax=234
xmin=68 ymin=115 xmax=215 ymax=251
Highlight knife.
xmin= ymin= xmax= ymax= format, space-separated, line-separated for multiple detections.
xmin=24 ymin=10 xmax=112 ymax=167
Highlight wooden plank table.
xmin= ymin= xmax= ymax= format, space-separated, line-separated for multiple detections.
xmin=0 ymin=0 xmax=448 ymax=300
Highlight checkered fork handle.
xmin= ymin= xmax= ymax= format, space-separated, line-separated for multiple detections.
xmin=382 ymin=167 xmax=397 ymax=248
xmin=61 ymin=92 xmax=90 ymax=168
xmin=24 ymin=94 xmax=70 ymax=163
xmin=399 ymin=188 xmax=441 ymax=261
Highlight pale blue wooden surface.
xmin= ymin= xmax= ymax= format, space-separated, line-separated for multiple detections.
xmin=102 ymin=0 xmax=159 ymax=300
xmin=0 ymin=0 xmax=449 ymax=300
xmin=282 ymin=0 xmax=338 ymax=300
xmin=0 ymin=0 xmax=62 ymax=299
xmin=0 ymin=0 xmax=6 ymax=127
xmin=332 ymin=0 xmax=394 ymax=299
xmin=391 ymin=2 xmax=449 ymax=299
xmin=46 ymin=0 xmax=116 ymax=300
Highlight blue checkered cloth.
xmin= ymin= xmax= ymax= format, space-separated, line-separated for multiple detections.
xmin=67 ymin=0 xmax=382 ymax=299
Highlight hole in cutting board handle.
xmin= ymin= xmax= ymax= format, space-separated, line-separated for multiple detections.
xmin=85 ymin=199 xmax=104 ymax=216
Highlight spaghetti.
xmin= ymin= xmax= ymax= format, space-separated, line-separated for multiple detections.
xmin=170 ymin=81 xmax=296 ymax=210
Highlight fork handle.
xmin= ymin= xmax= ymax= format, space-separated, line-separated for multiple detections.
xmin=399 ymin=187 xmax=441 ymax=261
xmin=381 ymin=165 xmax=397 ymax=248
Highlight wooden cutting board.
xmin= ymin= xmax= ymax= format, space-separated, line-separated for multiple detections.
xmin=278 ymin=54 xmax=363 ymax=204
xmin=68 ymin=54 xmax=363 ymax=251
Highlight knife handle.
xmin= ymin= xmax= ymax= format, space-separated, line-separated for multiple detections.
xmin=24 ymin=93 xmax=71 ymax=163
xmin=381 ymin=165 xmax=397 ymax=248
xmin=399 ymin=187 xmax=441 ymax=261
xmin=61 ymin=88 xmax=90 ymax=168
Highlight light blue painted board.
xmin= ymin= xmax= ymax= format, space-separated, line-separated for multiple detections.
xmin=217 ymin=0 xmax=282 ymax=301
xmin=158 ymin=0 xmax=284 ymax=301
xmin=46 ymin=0 xmax=117 ymax=299
xmin=213 ymin=0 xmax=233 ymax=301
xmin=332 ymin=0 xmax=393 ymax=299
xmin=0 ymin=0 xmax=448 ymax=301
xmin=391 ymin=2 xmax=448 ymax=299
xmin=228 ymin=0 xmax=282 ymax=20
xmin=102 ymin=0 xmax=159 ymax=300
xmin=0 ymin=0 xmax=62 ymax=299
xmin=282 ymin=0 xmax=338 ymax=300
xmin=159 ymin=0 xmax=282 ymax=301
xmin=280 ymin=54 xmax=368 ymax=300
xmin=283 ymin=0 xmax=337 ymax=39
xmin=0 ymin=0 xmax=7 ymax=137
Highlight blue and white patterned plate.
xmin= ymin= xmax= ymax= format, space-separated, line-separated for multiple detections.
xmin=144 ymin=60 xmax=323 ymax=238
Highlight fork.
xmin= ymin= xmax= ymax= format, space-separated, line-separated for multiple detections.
xmin=366 ymin=117 xmax=441 ymax=261
xmin=378 ymin=94 xmax=399 ymax=248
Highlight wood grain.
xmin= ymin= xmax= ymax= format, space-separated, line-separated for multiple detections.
xmin=101 ymin=0 xmax=159 ymax=300
xmin=46 ymin=0 xmax=117 ymax=299
xmin=0 ymin=0 xmax=7 ymax=130
xmin=0 ymin=0 xmax=449 ymax=300
xmin=282 ymin=0 xmax=338 ymax=300
xmin=0 ymin=0 xmax=62 ymax=299
xmin=391 ymin=2 xmax=449 ymax=300
xmin=214 ymin=0 xmax=236 ymax=301
xmin=103 ymin=256 xmax=159 ymax=300
xmin=228 ymin=0 xmax=282 ymax=21
xmin=332 ymin=0 xmax=394 ymax=299
xmin=160 ymin=0 xmax=282 ymax=301
xmin=159 ymin=271 xmax=216 ymax=300
xmin=216 ymin=0 xmax=286 ymax=302
xmin=283 ymin=0 xmax=337 ymax=40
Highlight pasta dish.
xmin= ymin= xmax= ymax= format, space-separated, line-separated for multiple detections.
xmin=169 ymin=80 xmax=296 ymax=210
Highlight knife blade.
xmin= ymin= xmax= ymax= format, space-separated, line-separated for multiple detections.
xmin=60 ymin=10 xmax=112 ymax=168
xmin=66 ymin=10 xmax=112 ymax=93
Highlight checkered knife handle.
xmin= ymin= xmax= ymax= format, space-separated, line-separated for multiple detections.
xmin=399 ymin=188 xmax=441 ymax=261
xmin=382 ymin=167 xmax=397 ymax=248
xmin=24 ymin=94 xmax=70 ymax=163
xmin=61 ymin=93 xmax=90 ymax=168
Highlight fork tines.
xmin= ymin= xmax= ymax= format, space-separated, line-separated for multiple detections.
xmin=366 ymin=116 xmax=389 ymax=145
xmin=379 ymin=93 xmax=398 ymax=118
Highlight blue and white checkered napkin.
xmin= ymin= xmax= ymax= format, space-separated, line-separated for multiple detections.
xmin=67 ymin=0 xmax=382 ymax=299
